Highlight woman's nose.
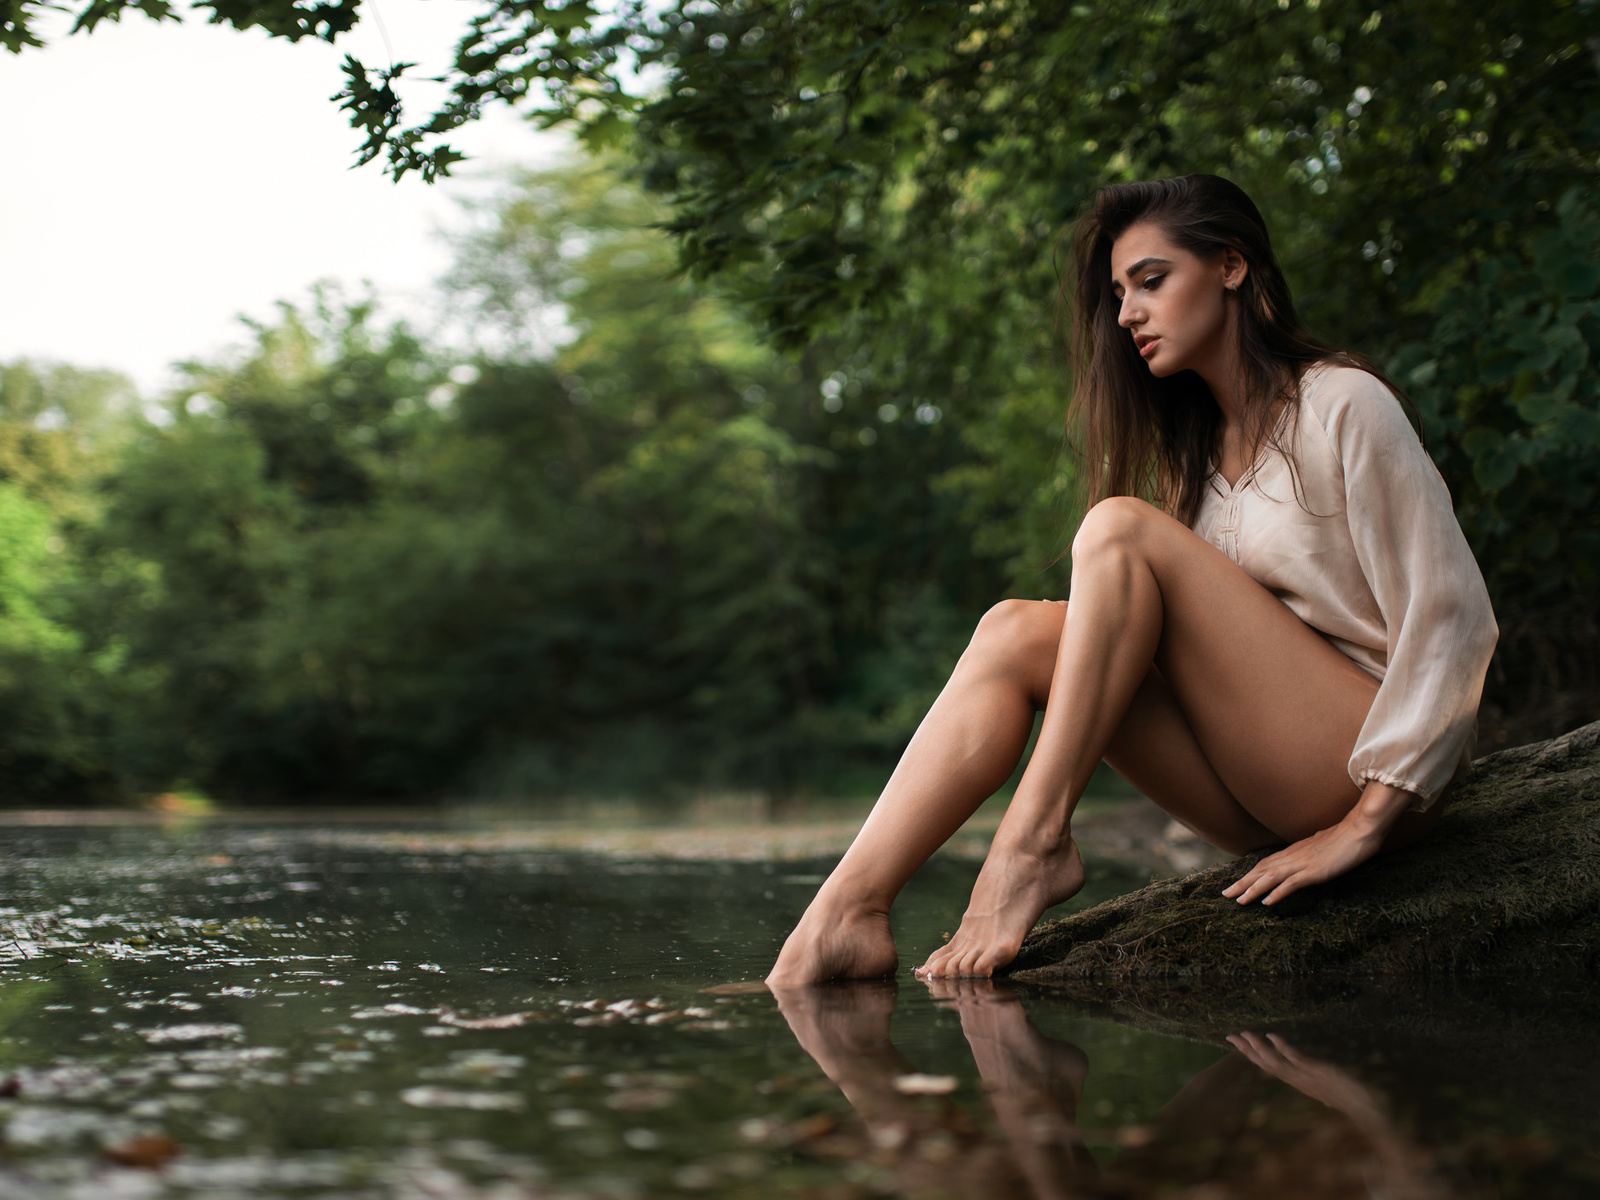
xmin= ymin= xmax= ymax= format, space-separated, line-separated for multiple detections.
xmin=1117 ymin=296 xmax=1140 ymax=329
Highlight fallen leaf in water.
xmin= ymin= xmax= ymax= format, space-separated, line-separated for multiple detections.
xmin=787 ymin=1114 xmax=837 ymax=1142
xmin=892 ymin=1074 xmax=959 ymax=1096
xmin=699 ymin=981 xmax=769 ymax=996
xmin=738 ymin=1117 xmax=775 ymax=1142
xmin=437 ymin=1009 xmax=544 ymax=1030
xmin=142 ymin=1024 xmax=244 ymax=1044
xmin=602 ymin=1071 xmax=693 ymax=1091
xmin=105 ymin=1134 xmax=181 ymax=1169
xmin=399 ymin=1086 xmax=526 ymax=1111
xmin=605 ymin=1088 xmax=676 ymax=1112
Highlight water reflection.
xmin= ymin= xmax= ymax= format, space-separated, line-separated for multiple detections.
xmin=774 ymin=980 xmax=1454 ymax=1199
xmin=0 ymin=816 xmax=1592 ymax=1198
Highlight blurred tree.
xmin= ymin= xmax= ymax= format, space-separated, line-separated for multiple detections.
xmin=0 ymin=362 xmax=141 ymax=800
xmin=8 ymin=0 xmax=1597 ymax=792
xmin=70 ymin=165 xmax=1004 ymax=801
xmin=17 ymin=0 xmax=1595 ymax=586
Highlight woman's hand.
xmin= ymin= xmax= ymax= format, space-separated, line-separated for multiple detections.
xmin=1222 ymin=781 xmax=1416 ymax=905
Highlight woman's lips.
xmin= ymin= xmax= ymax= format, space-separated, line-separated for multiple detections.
xmin=1139 ymin=337 xmax=1161 ymax=359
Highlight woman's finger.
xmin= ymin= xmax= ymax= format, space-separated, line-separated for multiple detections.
xmin=1230 ymin=871 xmax=1271 ymax=903
xmin=1226 ymin=845 xmax=1309 ymax=897
xmin=1235 ymin=860 xmax=1298 ymax=903
xmin=1261 ymin=872 xmax=1307 ymax=905
xmin=1224 ymin=856 xmax=1281 ymax=897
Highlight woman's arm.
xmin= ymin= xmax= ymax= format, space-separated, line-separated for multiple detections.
xmin=1320 ymin=369 xmax=1499 ymax=809
xmin=1221 ymin=780 xmax=1415 ymax=905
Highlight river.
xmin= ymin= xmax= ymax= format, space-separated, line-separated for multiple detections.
xmin=0 ymin=808 xmax=1591 ymax=1198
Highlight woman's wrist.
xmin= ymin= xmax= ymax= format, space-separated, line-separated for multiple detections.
xmin=1342 ymin=780 xmax=1416 ymax=842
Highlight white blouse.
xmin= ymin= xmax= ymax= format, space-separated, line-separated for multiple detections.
xmin=1190 ymin=365 xmax=1498 ymax=810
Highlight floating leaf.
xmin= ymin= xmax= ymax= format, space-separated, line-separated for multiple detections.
xmin=399 ymin=1086 xmax=525 ymax=1111
xmin=104 ymin=1134 xmax=181 ymax=1169
xmin=437 ymin=1008 xmax=544 ymax=1029
xmin=141 ymin=1024 xmax=245 ymax=1044
xmin=700 ymin=981 xmax=769 ymax=995
xmin=892 ymin=1073 xmax=958 ymax=1096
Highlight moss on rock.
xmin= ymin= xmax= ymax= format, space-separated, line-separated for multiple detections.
xmin=1010 ymin=721 xmax=1600 ymax=983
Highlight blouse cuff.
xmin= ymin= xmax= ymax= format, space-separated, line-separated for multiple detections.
xmin=1353 ymin=769 xmax=1440 ymax=814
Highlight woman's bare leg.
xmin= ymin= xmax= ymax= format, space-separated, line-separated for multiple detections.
xmin=767 ymin=594 xmax=1279 ymax=984
xmin=917 ymin=497 xmax=1400 ymax=978
xmin=767 ymin=599 xmax=1065 ymax=985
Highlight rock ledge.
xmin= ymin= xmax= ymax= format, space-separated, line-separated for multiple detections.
xmin=1010 ymin=721 xmax=1600 ymax=983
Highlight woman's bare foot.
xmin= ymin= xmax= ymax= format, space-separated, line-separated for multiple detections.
xmin=915 ymin=837 xmax=1084 ymax=978
xmin=767 ymin=898 xmax=898 ymax=986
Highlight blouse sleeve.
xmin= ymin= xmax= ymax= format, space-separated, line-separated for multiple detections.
xmin=1321 ymin=370 xmax=1499 ymax=809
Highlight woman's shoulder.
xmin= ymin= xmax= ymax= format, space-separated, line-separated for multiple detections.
xmin=1297 ymin=361 xmax=1415 ymax=445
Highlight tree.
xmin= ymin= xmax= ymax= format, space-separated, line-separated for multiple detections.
xmin=0 ymin=362 xmax=141 ymax=800
xmin=8 ymin=0 xmax=1597 ymax=795
xmin=53 ymin=163 xmax=1006 ymax=801
xmin=22 ymin=0 xmax=1591 ymax=733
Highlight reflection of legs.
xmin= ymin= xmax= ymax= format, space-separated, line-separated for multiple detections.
xmin=1133 ymin=1049 xmax=1262 ymax=1178
xmin=770 ymin=982 xmax=915 ymax=1131
xmin=772 ymin=983 xmax=1032 ymax=1198
xmin=928 ymin=980 xmax=1096 ymax=1200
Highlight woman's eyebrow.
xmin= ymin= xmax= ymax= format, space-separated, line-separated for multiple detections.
xmin=1123 ymin=256 xmax=1173 ymax=277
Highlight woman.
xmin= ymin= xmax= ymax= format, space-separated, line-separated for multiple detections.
xmin=767 ymin=174 xmax=1498 ymax=984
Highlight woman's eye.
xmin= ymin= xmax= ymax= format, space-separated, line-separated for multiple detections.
xmin=1144 ymin=274 xmax=1166 ymax=290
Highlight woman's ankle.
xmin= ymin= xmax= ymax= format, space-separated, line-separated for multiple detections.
xmin=990 ymin=818 xmax=1075 ymax=864
xmin=810 ymin=874 xmax=895 ymax=919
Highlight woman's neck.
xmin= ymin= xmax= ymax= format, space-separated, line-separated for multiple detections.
xmin=1194 ymin=320 xmax=1249 ymax=427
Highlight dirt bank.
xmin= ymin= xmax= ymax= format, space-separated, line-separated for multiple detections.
xmin=1011 ymin=720 xmax=1600 ymax=983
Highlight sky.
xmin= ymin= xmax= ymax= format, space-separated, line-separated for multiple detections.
xmin=0 ymin=2 xmax=570 ymax=395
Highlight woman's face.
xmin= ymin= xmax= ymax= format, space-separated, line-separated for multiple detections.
xmin=1109 ymin=221 xmax=1246 ymax=379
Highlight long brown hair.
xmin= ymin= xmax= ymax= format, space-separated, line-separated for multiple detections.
xmin=1065 ymin=174 xmax=1400 ymax=525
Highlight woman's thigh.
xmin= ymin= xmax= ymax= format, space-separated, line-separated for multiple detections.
xmin=1078 ymin=498 xmax=1383 ymax=844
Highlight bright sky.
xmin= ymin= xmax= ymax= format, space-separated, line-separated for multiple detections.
xmin=0 ymin=2 xmax=570 ymax=395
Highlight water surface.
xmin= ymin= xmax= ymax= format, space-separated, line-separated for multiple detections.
xmin=0 ymin=813 xmax=1593 ymax=1198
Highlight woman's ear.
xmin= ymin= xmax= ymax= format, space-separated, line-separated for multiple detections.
xmin=1222 ymin=248 xmax=1249 ymax=292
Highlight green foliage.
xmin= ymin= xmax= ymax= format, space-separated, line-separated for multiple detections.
xmin=1395 ymin=188 xmax=1600 ymax=604
xmin=0 ymin=364 xmax=139 ymax=800
xmin=8 ymin=165 xmax=1003 ymax=801
xmin=1387 ymin=188 xmax=1600 ymax=742
xmin=8 ymin=0 xmax=1600 ymax=790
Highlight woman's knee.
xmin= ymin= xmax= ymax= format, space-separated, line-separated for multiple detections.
xmin=966 ymin=599 xmax=1065 ymax=693
xmin=1071 ymin=496 xmax=1161 ymax=567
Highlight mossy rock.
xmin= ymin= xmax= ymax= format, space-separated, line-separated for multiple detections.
xmin=1010 ymin=720 xmax=1600 ymax=984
